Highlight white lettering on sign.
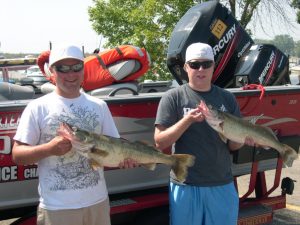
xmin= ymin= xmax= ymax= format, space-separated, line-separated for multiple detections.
xmin=213 ymin=24 xmax=236 ymax=56
xmin=24 ymin=167 xmax=38 ymax=179
xmin=238 ymin=41 xmax=251 ymax=58
xmin=0 ymin=166 xmax=17 ymax=182
xmin=0 ymin=136 xmax=11 ymax=155
xmin=259 ymin=51 xmax=275 ymax=83
xmin=278 ymin=55 xmax=284 ymax=68
xmin=0 ymin=114 xmax=20 ymax=130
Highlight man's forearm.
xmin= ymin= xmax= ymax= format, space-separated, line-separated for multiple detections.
xmin=155 ymin=116 xmax=194 ymax=150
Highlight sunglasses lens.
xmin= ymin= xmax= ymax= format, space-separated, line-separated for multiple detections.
xmin=56 ymin=65 xmax=71 ymax=73
xmin=202 ymin=61 xmax=213 ymax=69
xmin=188 ymin=62 xmax=201 ymax=69
xmin=188 ymin=61 xmax=213 ymax=69
xmin=72 ymin=63 xmax=84 ymax=72
xmin=55 ymin=63 xmax=83 ymax=73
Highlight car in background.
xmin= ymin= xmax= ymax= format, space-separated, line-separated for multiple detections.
xmin=20 ymin=65 xmax=49 ymax=93
xmin=138 ymin=79 xmax=180 ymax=93
xmin=138 ymin=80 xmax=173 ymax=93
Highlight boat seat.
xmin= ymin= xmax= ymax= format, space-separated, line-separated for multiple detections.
xmin=108 ymin=60 xmax=141 ymax=81
xmin=88 ymin=82 xmax=138 ymax=97
xmin=41 ymin=81 xmax=139 ymax=97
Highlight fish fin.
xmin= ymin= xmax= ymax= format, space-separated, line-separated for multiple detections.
xmin=171 ymin=154 xmax=195 ymax=182
xmin=249 ymin=114 xmax=264 ymax=124
xmin=218 ymin=133 xmax=227 ymax=143
xmin=120 ymin=137 xmax=151 ymax=145
xmin=89 ymin=159 xmax=102 ymax=170
xmin=138 ymin=140 xmax=151 ymax=144
xmin=90 ymin=148 xmax=109 ymax=157
xmin=142 ymin=163 xmax=156 ymax=170
xmin=281 ymin=144 xmax=299 ymax=167
xmin=266 ymin=127 xmax=279 ymax=140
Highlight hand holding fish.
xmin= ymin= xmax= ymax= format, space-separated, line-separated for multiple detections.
xmin=57 ymin=123 xmax=195 ymax=182
xmin=186 ymin=108 xmax=205 ymax=123
xmin=48 ymin=136 xmax=72 ymax=156
xmin=197 ymin=100 xmax=299 ymax=167
xmin=119 ymin=158 xmax=140 ymax=169
xmin=244 ymin=136 xmax=269 ymax=149
xmin=244 ymin=136 xmax=256 ymax=147
xmin=228 ymin=136 xmax=264 ymax=151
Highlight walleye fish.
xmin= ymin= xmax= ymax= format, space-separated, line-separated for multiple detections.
xmin=198 ymin=100 xmax=299 ymax=167
xmin=57 ymin=123 xmax=195 ymax=182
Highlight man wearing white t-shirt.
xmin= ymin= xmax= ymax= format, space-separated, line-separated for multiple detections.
xmin=12 ymin=44 xmax=137 ymax=225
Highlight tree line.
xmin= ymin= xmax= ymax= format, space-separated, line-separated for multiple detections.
xmin=2 ymin=1 xmax=300 ymax=81
xmin=255 ymin=35 xmax=300 ymax=58
xmin=86 ymin=0 xmax=300 ymax=80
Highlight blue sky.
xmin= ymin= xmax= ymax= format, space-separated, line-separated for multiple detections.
xmin=0 ymin=0 xmax=299 ymax=54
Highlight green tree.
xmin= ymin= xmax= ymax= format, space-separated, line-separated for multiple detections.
xmin=271 ymin=35 xmax=295 ymax=56
xmin=291 ymin=0 xmax=300 ymax=23
xmin=89 ymin=0 xmax=197 ymax=80
xmin=88 ymin=0 xmax=299 ymax=80
xmin=295 ymin=41 xmax=300 ymax=57
xmin=253 ymin=38 xmax=272 ymax=45
xmin=223 ymin=0 xmax=298 ymax=28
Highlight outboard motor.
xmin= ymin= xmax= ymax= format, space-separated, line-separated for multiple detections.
xmin=234 ymin=44 xmax=290 ymax=87
xmin=167 ymin=0 xmax=254 ymax=87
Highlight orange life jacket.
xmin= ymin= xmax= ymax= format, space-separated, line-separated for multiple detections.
xmin=82 ymin=45 xmax=150 ymax=91
xmin=37 ymin=45 xmax=151 ymax=91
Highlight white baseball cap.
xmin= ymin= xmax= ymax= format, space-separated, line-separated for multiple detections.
xmin=49 ymin=45 xmax=84 ymax=67
xmin=185 ymin=42 xmax=214 ymax=62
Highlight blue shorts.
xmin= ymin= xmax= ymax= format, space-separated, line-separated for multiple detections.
xmin=169 ymin=181 xmax=239 ymax=225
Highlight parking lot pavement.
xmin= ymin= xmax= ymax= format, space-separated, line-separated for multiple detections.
xmin=267 ymin=208 xmax=300 ymax=225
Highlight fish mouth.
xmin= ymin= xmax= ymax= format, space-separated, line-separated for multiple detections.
xmin=57 ymin=122 xmax=78 ymax=141
xmin=198 ymin=100 xmax=211 ymax=118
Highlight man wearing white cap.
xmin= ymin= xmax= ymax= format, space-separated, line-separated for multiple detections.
xmin=12 ymin=44 xmax=137 ymax=225
xmin=154 ymin=42 xmax=246 ymax=225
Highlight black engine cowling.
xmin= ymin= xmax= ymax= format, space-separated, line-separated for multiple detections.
xmin=167 ymin=1 xmax=290 ymax=88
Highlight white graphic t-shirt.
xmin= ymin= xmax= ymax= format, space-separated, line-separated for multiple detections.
xmin=14 ymin=92 xmax=119 ymax=210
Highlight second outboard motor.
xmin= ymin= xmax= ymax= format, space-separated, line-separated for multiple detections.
xmin=167 ymin=0 xmax=254 ymax=87
xmin=234 ymin=44 xmax=290 ymax=87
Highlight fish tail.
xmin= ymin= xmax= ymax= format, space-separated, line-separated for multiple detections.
xmin=281 ymin=144 xmax=299 ymax=167
xmin=171 ymin=154 xmax=195 ymax=182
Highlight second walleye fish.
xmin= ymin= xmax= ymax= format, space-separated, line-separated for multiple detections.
xmin=57 ymin=123 xmax=195 ymax=182
xmin=198 ymin=100 xmax=298 ymax=167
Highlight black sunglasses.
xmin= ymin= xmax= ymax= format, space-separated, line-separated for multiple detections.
xmin=187 ymin=61 xmax=214 ymax=70
xmin=54 ymin=62 xmax=84 ymax=73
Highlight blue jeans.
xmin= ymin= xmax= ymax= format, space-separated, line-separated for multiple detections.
xmin=169 ymin=182 xmax=238 ymax=225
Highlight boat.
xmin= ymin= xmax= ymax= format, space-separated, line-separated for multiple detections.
xmin=0 ymin=1 xmax=299 ymax=224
